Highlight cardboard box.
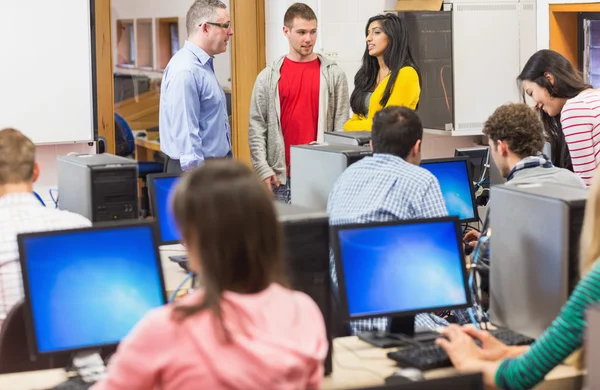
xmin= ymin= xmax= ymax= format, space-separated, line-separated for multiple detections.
xmin=395 ymin=0 xmax=443 ymax=11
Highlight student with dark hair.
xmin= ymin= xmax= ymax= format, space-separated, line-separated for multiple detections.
xmin=328 ymin=106 xmax=448 ymax=333
xmin=345 ymin=14 xmax=421 ymax=131
xmin=518 ymin=49 xmax=600 ymax=185
xmin=249 ymin=2 xmax=349 ymax=204
xmin=93 ymin=160 xmax=328 ymax=390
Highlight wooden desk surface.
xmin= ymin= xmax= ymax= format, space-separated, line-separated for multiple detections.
xmin=0 ymin=336 xmax=582 ymax=390
xmin=133 ymin=131 xmax=161 ymax=153
xmin=160 ymin=244 xmax=193 ymax=295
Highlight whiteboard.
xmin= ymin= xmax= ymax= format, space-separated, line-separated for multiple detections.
xmin=0 ymin=1 xmax=95 ymax=144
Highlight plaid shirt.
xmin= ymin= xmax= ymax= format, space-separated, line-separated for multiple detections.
xmin=327 ymin=153 xmax=449 ymax=333
xmin=0 ymin=193 xmax=91 ymax=327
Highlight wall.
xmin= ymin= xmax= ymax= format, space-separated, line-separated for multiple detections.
xmin=265 ymin=0 xmax=481 ymax=157
xmin=34 ymin=144 xmax=96 ymax=205
xmin=112 ymin=0 xmax=232 ymax=89
xmin=536 ymin=0 xmax=598 ymax=49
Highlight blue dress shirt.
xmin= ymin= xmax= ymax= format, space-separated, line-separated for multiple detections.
xmin=159 ymin=41 xmax=231 ymax=171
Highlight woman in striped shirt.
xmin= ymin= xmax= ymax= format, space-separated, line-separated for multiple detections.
xmin=517 ymin=49 xmax=599 ymax=186
xmin=436 ymin=167 xmax=600 ymax=389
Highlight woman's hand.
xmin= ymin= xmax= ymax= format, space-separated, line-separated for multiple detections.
xmin=435 ymin=325 xmax=489 ymax=372
xmin=461 ymin=327 xmax=511 ymax=361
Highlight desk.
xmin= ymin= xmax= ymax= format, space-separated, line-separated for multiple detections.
xmin=0 ymin=336 xmax=583 ymax=390
xmin=133 ymin=131 xmax=161 ymax=162
xmin=160 ymin=244 xmax=193 ymax=296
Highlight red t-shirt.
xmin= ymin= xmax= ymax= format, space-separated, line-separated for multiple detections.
xmin=278 ymin=57 xmax=320 ymax=174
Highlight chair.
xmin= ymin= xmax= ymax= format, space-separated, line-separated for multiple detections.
xmin=0 ymin=300 xmax=69 ymax=373
xmin=114 ymin=113 xmax=164 ymax=216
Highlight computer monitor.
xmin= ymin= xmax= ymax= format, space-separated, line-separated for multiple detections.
xmin=147 ymin=172 xmax=182 ymax=245
xmin=18 ymin=221 xmax=167 ymax=358
xmin=331 ymin=217 xmax=471 ymax=347
xmin=454 ymin=146 xmax=489 ymax=184
xmin=420 ymin=157 xmax=479 ymax=223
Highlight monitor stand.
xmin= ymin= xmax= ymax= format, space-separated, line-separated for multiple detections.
xmin=357 ymin=315 xmax=441 ymax=348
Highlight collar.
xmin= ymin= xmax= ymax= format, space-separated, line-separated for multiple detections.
xmin=506 ymin=153 xmax=553 ymax=181
xmin=0 ymin=192 xmax=43 ymax=208
xmin=184 ymin=40 xmax=213 ymax=65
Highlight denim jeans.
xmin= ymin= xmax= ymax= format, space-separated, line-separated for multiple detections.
xmin=273 ymin=178 xmax=291 ymax=204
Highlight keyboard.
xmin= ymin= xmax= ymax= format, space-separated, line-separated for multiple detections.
xmin=52 ymin=377 xmax=95 ymax=390
xmin=387 ymin=328 xmax=535 ymax=371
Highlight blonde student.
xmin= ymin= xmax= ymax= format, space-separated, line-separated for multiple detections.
xmin=93 ymin=160 xmax=328 ymax=390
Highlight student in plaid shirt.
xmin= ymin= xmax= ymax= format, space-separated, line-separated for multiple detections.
xmin=0 ymin=128 xmax=91 ymax=329
xmin=327 ymin=106 xmax=450 ymax=333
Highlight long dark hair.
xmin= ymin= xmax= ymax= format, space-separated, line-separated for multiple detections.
xmin=350 ymin=13 xmax=421 ymax=117
xmin=517 ymin=49 xmax=591 ymax=171
xmin=171 ymin=160 xmax=287 ymax=337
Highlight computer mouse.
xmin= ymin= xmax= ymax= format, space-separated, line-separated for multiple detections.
xmin=385 ymin=368 xmax=424 ymax=385
xmin=136 ymin=132 xmax=147 ymax=138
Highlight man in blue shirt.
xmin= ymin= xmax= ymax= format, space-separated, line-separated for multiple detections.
xmin=327 ymin=106 xmax=449 ymax=333
xmin=160 ymin=0 xmax=233 ymax=172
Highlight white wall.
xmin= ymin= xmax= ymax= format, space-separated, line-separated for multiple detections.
xmin=536 ymin=0 xmax=598 ymax=50
xmin=34 ymin=144 xmax=95 ymax=205
xmin=112 ymin=0 xmax=232 ymax=89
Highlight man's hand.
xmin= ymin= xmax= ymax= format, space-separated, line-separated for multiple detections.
xmin=463 ymin=230 xmax=481 ymax=248
xmin=263 ymin=175 xmax=280 ymax=190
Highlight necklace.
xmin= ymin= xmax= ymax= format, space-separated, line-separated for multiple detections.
xmin=377 ymin=69 xmax=391 ymax=86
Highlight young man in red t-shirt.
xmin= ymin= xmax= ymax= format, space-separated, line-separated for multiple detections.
xmin=248 ymin=3 xmax=349 ymax=203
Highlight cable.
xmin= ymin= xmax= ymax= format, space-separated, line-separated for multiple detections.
xmin=33 ymin=191 xmax=45 ymax=206
xmin=49 ymin=188 xmax=59 ymax=208
xmin=168 ymin=272 xmax=194 ymax=303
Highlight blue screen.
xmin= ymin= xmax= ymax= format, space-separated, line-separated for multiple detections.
xmin=337 ymin=220 xmax=468 ymax=317
xmin=153 ymin=176 xmax=181 ymax=243
xmin=420 ymin=160 xmax=475 ymax=221
xmin=22 ymin=226 xmax=166 ymax=353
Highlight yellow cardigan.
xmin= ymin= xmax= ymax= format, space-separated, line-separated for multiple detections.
xmin=344 ymin=66 xmax=420 ymax=131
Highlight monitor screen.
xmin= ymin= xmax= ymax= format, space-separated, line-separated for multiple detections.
xmin=333 ymin=219 xmax=470 ymax=319
xmin=19 ymin=223 xmax=166 ymax=355
xmin=455 ymin=148 xmax=489 ymax=184
xmin=150 ymin=175 xmax=181 ymax=244
xmin=420 ymin=158 xmax=478 ymax=222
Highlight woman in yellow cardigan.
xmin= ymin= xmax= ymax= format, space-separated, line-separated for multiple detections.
xmin=345 ymin=14 xmax=421 ymax=131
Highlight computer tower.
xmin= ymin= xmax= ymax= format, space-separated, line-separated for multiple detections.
xmin=290 ymin=144 xmax=372 ymax=210
xmin=489 ymin=183 xmax=588 ymax=338
xmin=324 ymin=131 xmax=371 ymax=146
xmin=274 ymin=202 xmax=335 ymax=375
xmin=57 ymin=154 xmax=139 ymax=222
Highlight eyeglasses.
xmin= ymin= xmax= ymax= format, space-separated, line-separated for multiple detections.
xmin=206 ymin=22 xmax=231 ymax=30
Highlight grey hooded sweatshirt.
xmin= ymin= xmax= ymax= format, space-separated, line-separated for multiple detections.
xmin=248 ymin=54 xmax=349 ymax=185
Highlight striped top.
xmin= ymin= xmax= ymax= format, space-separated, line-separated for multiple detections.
xmin=494 ymin=260 xmax=600 ymax=389
xmin=560 ymin=89 xmax=600 ymax=186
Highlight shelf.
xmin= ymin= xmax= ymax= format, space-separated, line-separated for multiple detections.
xmin=156 ymin=17 xmax=180 ymax=70
xmin=136 ymin=19 xmax=153 ymax=69
xmin=116 ymin=19 xmax=135 ymax=67
xmin=424 ymin=128 xmax=483 ymax=137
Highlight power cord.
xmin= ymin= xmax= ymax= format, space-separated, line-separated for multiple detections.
xmin=49 ymin=188 xmax=59 ymax=208
xmin=168 ymin=272 xmax=194 ymax=303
